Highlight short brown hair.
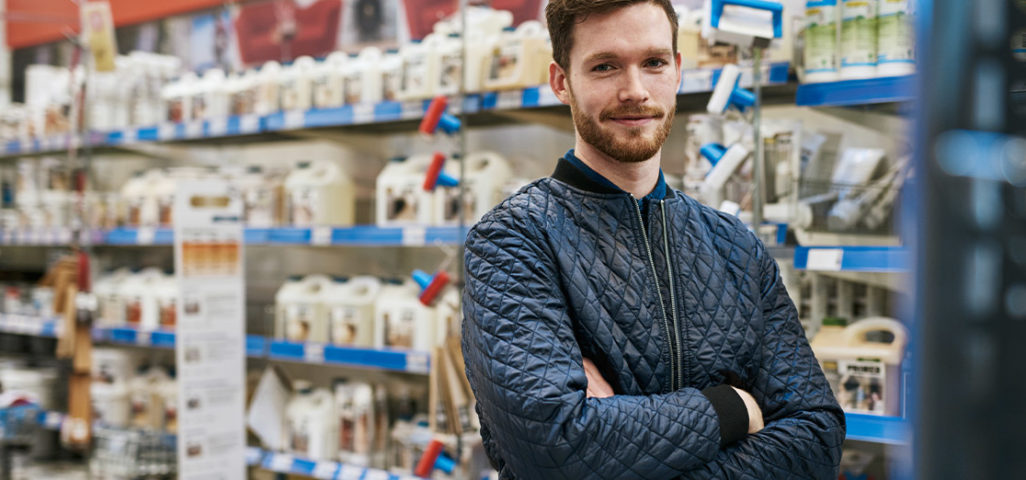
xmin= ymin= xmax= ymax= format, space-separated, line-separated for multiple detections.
xmin=545 ymin=0 xmax=679 ymax=71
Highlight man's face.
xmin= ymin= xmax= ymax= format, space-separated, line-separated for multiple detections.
xmin=556 ymin=2 xmax=681 ymax=163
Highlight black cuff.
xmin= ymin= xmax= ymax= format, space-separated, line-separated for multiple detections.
xmin=701 ymin=384 xmax=749 ymax=447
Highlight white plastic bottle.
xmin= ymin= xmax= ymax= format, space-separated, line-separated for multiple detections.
xmin=483 ymin=21 xmax=549 ymax=91
xmin=275 ymin=275 xmax=332 ymax=343
xmin=373 ymin=279 xmax=437 ymax=351
xmin=876 ymin=0 xmax=914 ymax=76
xmin=284 ymin=160 xmax=355 ymax=227
xmin=201 ymin=68 xmax=229 ymax=119
xmin=325 ymin=276 xmax=381 ymax=347
xmin=230 ymin=70 xmax=259 ymax=116
xmin=840 ymin=0 xmax=879 ymax=79
xmin=313 ymin=52 xmax=349 ymax=109
xmin=255 ymin=61 xmax=283 ymax=115
xmin=380 ymin=50 xmax=403 ymax=102
xmin=435 ymin=151 xmax=511 ymax=226
xmin=335 ymin=380 xmax=375 ymax=466
xmin=803 ymin=1 xmax=841 ymax=83
xmin=436 ymin=33 xmax=464 ymax=96
xmin=94 ymin=269 xmax=132 ymax=327
xmin=356 ymin=47 xmax=384 ymax=104
xmin=341 ymin=54 xmax=364 ymax=105
xmin=281 ymin=56 xmax=317 ymax=112
xmin=237 ymin=165 xmax=285 ymax=227
xmin=286 ymin=380 xmax=338 ymax=461
xmin=399 ymin=36 xmax=438 ymax=101
xmin=155 ymin=274 xmax=178 ymax=329
xmin=375 ymin=155 xmax=443 ymax=226
xmin=91 ymin=380 xmax=131 ymax=428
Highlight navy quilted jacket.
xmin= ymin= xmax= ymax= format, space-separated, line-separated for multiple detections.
xmin=462 ymin=158 xmax=845 ymax=479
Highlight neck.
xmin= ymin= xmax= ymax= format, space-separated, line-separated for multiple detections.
xmin=573 ymin=138 xmax=662 ymax=198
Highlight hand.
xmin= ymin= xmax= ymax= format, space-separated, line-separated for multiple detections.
xmin=731 ymin=387 xmax=764 ymax=434
xmin=583 ymin=357 xmax=614 ymax=398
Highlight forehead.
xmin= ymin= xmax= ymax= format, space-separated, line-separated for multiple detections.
xmin=569 ymin=2 xmax=674 ymax=64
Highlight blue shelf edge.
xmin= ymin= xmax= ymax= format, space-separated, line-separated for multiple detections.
xmin=796 ymin=75 xmax=915 ymax=107
xmin=845 ymin=412 xmax=911 ymax=445
xmin=794 ymin=245 xmax=908 ymax=272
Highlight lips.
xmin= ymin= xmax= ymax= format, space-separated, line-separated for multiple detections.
xmin=602 ymin=107 xmax=664 ymax=127
xmin=609 ymin=116 xmax=656 ymax=127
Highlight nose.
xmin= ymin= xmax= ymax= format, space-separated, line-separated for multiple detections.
xmin=618 ymin=66 xmax=650 ymax=104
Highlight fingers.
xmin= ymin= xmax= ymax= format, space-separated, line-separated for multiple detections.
xmin=583 ymin=357 xmax=614 ymax=398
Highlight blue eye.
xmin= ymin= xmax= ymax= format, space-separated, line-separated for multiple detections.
xmin=592 ymin=64 xmax=614 ymax=72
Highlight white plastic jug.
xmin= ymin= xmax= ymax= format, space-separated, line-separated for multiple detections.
xmin=284 ymin=160 xmax=354 ymax=227
xmin=399 ymin=35 xmax=444 ymax=101
xmin=335 ymin=380 xmax=375 ymax=466
xmin=373 ymin=280 xmax=437 ymax=351
xmin=810 ymin=317 xmax=908 ymax=416
xmin=91 ymin=380 xmax=131 ymax=428
xmin=325 ymin=276 xmax=381 ymax=347
xmin=129 ymin=366 xmax=172 ymax=430
xmin=275 ymin=275 xmax=332 ymax=343
xmin=286 ymin=381 xmax=338 ymax=461
xmin=230 ymin=70 xmax=258 ymax=116
xmin=121 ymin=269 xmax=164 ymax=331
xmin=355 ymin=47 xmax=383 ymax=104
xmin=435 ymin=151 xmax=511 ymax=225
xmin=380 ymin=50 xmax=403 ymax=103
xmin=237 ymin=165 xmax=285 ymax=227
xmin=154 ymin=274 xmax=178 ymax=329
xmin=375 ymin=155 xmax=443 ymax=226
xmin=281 ymin=56 xmax=317 ymax=112
xmin=200 ymin=68 xmax=229 ymax=119
xmin=255 ymin=61 xmax=283 ymax=115
xmin=95 ymin=269 xmax=130 ymax=327
xmin=483 ymin=21 xmax=549 ymax=91
xmin=119 ymin=171 xmax=153 ymax=227
xmin=0 ymin=367 xmax=58 ymax=409
xmin=313 ymin=52 xmax=349 ymax=109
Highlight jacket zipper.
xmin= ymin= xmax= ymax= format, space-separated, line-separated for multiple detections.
xmin=660 ymin=201 xmax=684 ymax=390
xmin=630 ymin=195 xmax=678 ymax=391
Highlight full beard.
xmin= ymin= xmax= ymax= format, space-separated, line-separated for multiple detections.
xmin=569 ymin=89 xmax=675 ymax=164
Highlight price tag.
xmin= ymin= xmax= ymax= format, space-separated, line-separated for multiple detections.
xmin=208 ymin=117 xmax=228 ymax=137
xmin=337 ymin=464 xmax=364 ymax=480
xmin=353 ymin=103 xmax=374 ymax=124
xmin=304 ymin=342 xmax=325 ymax=363
xmin=137 ymin=227 xmax=155 ymax=245
xmin=407 ymin=351 xmax=430 ymax=374
xmin=284 ymin=110 xmax=306 ymax=130
xmin=681 ymin=69 xmax=713 ymax=94
xmin=2 ymin=229 xmax=13 ymax=244
xmin=537 ymin=85 xmax=560 ymax=106
xmin=269 ymin=454 xmax=294 ymax=472
xmin=136 ymin=330 xmax=151 ymax=346
xmin=28 ymin=229 xmax=43 ymax=244
xmin=158 ymin=123 xmax=176 ymax=141
xmin=312 ymin=461 xmax=339 ymax=479
xmin=240 ymin=114 xmax=261 ymax=134
xmin=44 ymin=411 xmax=63 ymax=429
xmin=311 ymin=226 xmax=333 ymax=246
xmin=57 ymin=228 xmax=72 ymax=244
xmin=16 ymin=229 xmax=30 ymax=244
xmin=362 ymin=470 xmax=391 ymax=480
xmin=245 ymin=447 xmax=263 ymax=466
xmin=401 ymin=100 xmax=424 ymax=119
xmin=497 ymin=90 xmax=522 ymax=109
xmin=806 ymin=249 xmax=844 ymax=271
xmin=401 ymin=226 xmax=426 ymax=247
xmin=185 ymin=120 xmax=204 ymax=138
xmin=122 ymin=128 xmax=137 ymax=144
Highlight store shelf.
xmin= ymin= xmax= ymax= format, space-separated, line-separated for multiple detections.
xmin=268 ymin=340 xmax=430 ymax=374
xmin=0 ymin=226 xmax=468 ymax=247
xmin=1 ymin=315 xmax=426 ymax=374
xmin=794 ymin=246 xmax=908 ymax=273
xmin=0 ymin=314 xmax=59 ymax=337
xmin=845 ymin=413 xmax=911 ymax=445
xmin=795 ymin=75 xmax=915 ymax=107
xmin=1 ymin=63 xmax=791 ymax=158
xmin=248 ymin=447 xmax=414 ymax=480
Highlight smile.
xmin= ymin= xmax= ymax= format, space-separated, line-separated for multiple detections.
xmin=608 ymin=116 xmax=656 ymax=127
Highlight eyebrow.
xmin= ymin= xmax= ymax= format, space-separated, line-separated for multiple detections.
xmin=582 ymin=48 xmax=674 ymax=65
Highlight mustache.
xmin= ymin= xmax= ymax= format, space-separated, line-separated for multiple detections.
xmin=600 ymin=106 xmax=665 ymax=122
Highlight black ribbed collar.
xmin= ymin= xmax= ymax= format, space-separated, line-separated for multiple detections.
xmin=550 ymin=156 xmax=672 ymax=199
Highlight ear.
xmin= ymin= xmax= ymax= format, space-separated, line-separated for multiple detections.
xmin=674 ymin=51 xmax=683 ymax=90
xmin=549 ymin=61 xmax=571 ymax=106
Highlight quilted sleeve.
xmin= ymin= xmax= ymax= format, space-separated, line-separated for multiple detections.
xmin=462 ymin=215 xmax=725 ymax=479
xmin=679 ymin=247 xmax=846 ymax=480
